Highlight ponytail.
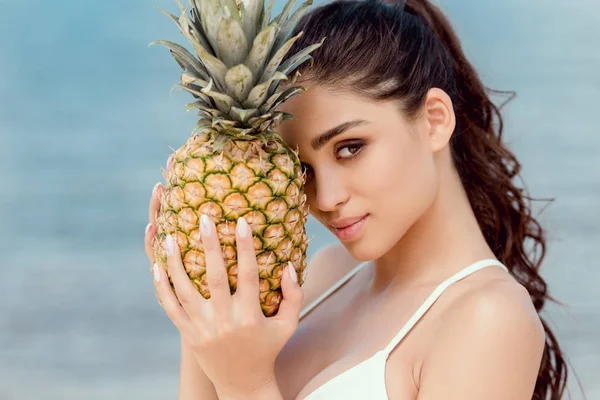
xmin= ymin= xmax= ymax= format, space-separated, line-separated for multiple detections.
xmin=399 ymin=1 xmax=569 ymax=398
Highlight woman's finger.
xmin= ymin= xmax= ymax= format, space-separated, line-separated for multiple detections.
xmin=233 ymin=217 xmax=260 ymax=310
xmin=147 ymin=157 xmax=174 ymax=263
xmin=149 ymin=182 xmax=163 ymax=225
xmin=153 ymin=263 xmax=193 ymax=332
xmin=272 ymin=262 xmax=303 ymax=332
xmin=200 ymin=214 xmax=232 ymax=308
xmin=149 ymin=156 xmax=174 ymax=223
xmin=165 ymin=234 xmax=204 ymax=313
xmin=144 ymin=222 xmax=158 ymax=263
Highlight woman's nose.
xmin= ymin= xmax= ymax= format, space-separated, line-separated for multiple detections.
xmin=312 ymin=172 xmax=348 ymax=212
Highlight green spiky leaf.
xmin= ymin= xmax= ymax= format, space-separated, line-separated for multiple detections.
xmin=181 ymin=70 xmax=209 ymax=87
xmin=259 ymin=32 xmax=303 ymax=83
xmin=260 ymin=85 xmax=305 ymax=113
xmin=229 ymin=106 xmax=260 ymax=123
xmin=259 ymin=0 xmax=276 ymax=32
xmin=149 ymin=40 xmax=209 ymax=80
xmin=273 ymin=0 xmax=313 ymax=52
xmin=195 ymin=0 xmax=241 ymax=55
xmin=200 ymin=78 xmax=242 ymax=112
xmin=274 ymin=0 xmax=297 ymax=27
xmin=216 ymin=13 xmax=249 ymax=68
xmin=243 ymin=71 xmax=288 ymax=108
xmin=225 ymin=64 xmax=254 ymax=102
xmin=241 ymin=0 xmax=263 ymax=44
xmin=276 ymin=36 xmax=324 ymax=77
xmin=186 ymin=99 xmax=211 ymax=112
xmin=190 ymin=7 xmax=217 ymax=55
xmin=245 ymin=23 xmax=279 ymax=82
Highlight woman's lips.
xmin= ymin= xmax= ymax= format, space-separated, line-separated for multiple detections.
xmin=332 ymin=214 xmax=369 ymax=241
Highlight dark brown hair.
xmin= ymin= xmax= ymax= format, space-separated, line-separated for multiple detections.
xmin=283 ymin=0 xmax=569 ymax=398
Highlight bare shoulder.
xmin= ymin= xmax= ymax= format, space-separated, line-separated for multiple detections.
xmin=418 ymin=276 xmax=546 ymax=399
xmin=445 ymin=276 xmax=545 ymax=339
xmin=301 ymin=244 xmax=362 ymax=309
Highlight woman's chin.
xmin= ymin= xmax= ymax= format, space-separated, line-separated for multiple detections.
xmin=339 ymin=226 xmax=404 ymax=262
xmin=339 ymin=240 xmax=382 ymax=262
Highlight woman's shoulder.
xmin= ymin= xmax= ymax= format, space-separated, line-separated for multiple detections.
xmin=443 ymin=273 xmax=544 ymax=336
xmin=416 ymin=275 xmax=546 ymax=398
xmin=300 ymin=244 xmax=364 ymax=311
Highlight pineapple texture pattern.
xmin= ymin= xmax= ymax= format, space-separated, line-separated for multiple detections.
xmin=153 ymin=130 xmax=309 ymax=316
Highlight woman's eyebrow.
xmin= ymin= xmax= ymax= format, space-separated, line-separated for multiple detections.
xmin=310 ymin=119 xmax=370 ymax=151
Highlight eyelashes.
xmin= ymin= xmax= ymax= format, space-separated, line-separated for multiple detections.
xmin=301 ymin=141 xmax=366 ymax=178
xmin=335 ymin=141 xmax=364 ymax=160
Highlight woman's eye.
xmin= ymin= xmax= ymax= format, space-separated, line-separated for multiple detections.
xmin=336 ymin=143 xmax=363 ymax=159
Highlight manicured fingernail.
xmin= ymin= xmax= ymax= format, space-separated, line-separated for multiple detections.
xmin=288 ymin=261 xmax=297 ymax=283
xmin=153 ymin=263 xmax=160 ymax=283
xmin=145 ymin=223 xmax=152 ymax=235
xmin=166 ymin=234 xmax=174 ymax=256
xmin=201 ymin=214 xmax=212 ymax=237
xmin=236 ymin=217 xmax=249 ymax=238
xmin=152 ymin=182 xmax=161 ymax=195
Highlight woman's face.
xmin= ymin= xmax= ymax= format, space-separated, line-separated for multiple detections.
xmin=274 ymin=84 xmax=444 ymax=261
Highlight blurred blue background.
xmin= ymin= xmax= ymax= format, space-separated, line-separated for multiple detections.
xmin=0 ymin=0 xmax=598 ymax=398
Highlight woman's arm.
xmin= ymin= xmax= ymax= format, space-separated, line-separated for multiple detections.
xmin=145 ymin=181 xmax=218 ymax=399
xmin=178 ymin=337 xmax=219 ymax=400
xmin=416 ymin=282 xmax=545 ymax=399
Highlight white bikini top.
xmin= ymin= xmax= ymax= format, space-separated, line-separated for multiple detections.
xmin=299 ymin=259 xmax=509 ymax=400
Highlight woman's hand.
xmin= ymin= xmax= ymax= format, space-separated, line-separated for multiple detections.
xmin=144 ymin=156 xmax=221 ymax=400
xmin=148 ymin=168 xmax=304 ymax=398
xmin=144 ymin=155 xmax=173 ymax=300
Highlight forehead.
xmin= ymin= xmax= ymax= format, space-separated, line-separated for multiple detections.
xmin=274 ymin=84 xmax=399 ymax=145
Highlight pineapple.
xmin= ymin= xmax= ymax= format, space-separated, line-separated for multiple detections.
xmin=150 ymin=0 xmax=324 ymax=316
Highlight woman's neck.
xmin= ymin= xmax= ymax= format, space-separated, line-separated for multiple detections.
xmin=369 ymin=166 xmax=496 ymax=294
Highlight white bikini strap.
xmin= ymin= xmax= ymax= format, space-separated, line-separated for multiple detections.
xmin=299 ymin=261 xmax=370 ymax=321
xmin=381 ymin=259 xmax=508 ymax=356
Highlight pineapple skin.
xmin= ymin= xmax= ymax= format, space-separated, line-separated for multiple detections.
xmin=153 ymin=129 xmax=309 ymax=317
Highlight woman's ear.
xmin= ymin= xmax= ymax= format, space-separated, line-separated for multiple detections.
xmin=423 ymin=88 xmax=456 ymax=153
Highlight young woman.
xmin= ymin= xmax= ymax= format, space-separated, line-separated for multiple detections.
xmin=144 ymin=0 xmax=568 ymax=398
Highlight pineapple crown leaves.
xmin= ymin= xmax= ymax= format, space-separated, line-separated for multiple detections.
xmin=150 ymin=0 xmax=325 ymax=138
